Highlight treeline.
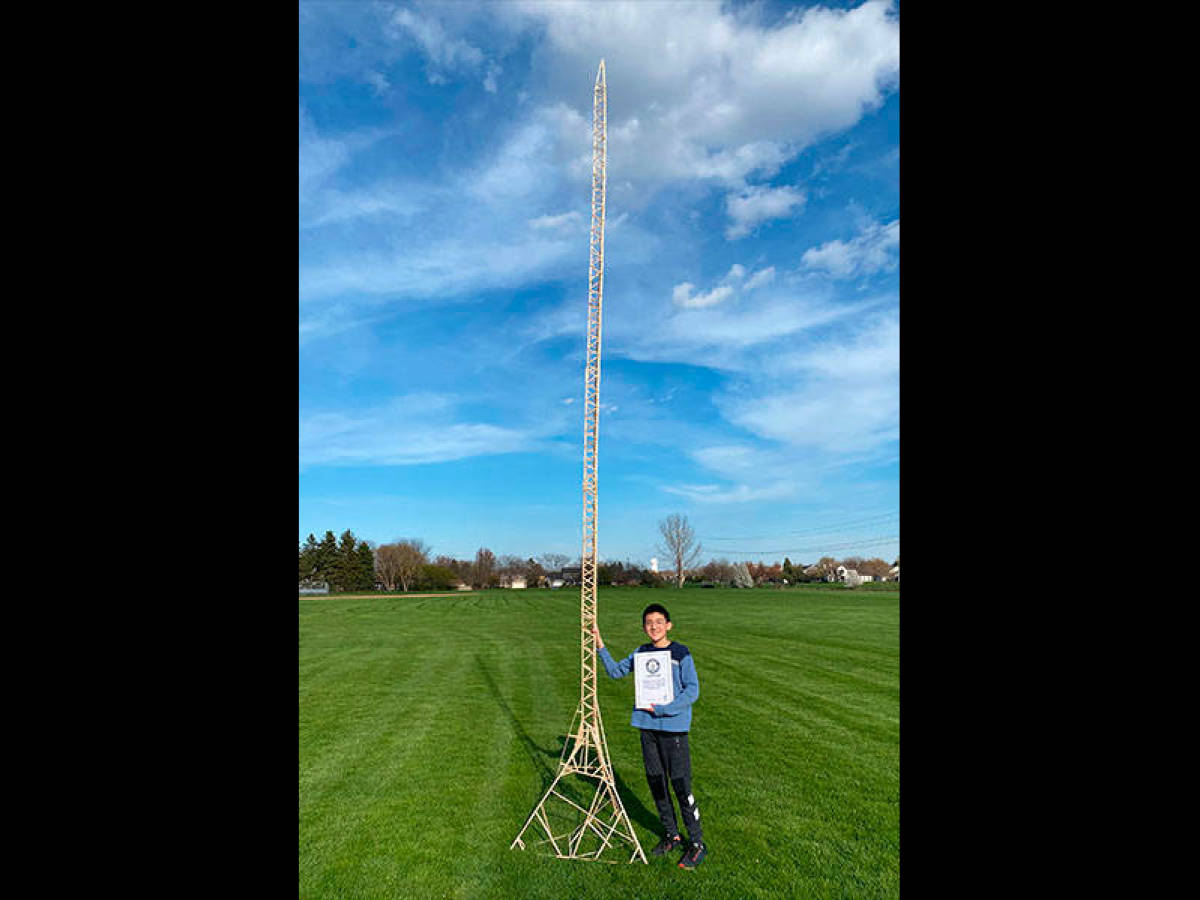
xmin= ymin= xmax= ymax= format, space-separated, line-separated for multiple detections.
xmin=695 ymin=555 xmax=896 ymax=587
xmin=298 ymin=534 xmax=663 ymax=592
xmin=298 ymin=530 xmax=377 ymax=591
xmin=300 ymin=530 xmax=896 ymax=593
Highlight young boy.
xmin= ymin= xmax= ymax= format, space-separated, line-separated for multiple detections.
xmin=592 ymin=603 xmax=707 ymax=870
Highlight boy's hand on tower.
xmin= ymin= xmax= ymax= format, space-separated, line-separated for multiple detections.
xmin=591 ymin=624 xmax=604 ymax=649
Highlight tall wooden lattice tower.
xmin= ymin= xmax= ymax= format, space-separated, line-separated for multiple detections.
xmin=511 ymin=60 xmax=647 ymax=865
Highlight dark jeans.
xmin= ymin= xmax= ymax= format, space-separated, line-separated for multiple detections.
xmin=639 ymin=729 xmax=702 ymax=843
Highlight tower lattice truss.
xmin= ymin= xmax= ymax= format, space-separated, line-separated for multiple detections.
xmin=511 ymin=60 xmax=646 ymax=865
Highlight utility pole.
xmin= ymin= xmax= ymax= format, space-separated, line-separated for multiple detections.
xmin=511 ymin=60 xmax=646 ymax=865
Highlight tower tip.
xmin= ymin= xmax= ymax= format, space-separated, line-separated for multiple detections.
xmin=596 ymin=59 xmax=605 ymax=83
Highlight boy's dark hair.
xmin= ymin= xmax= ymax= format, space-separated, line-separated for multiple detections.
xmin=642 ymin=603 xmax=671 ymax=623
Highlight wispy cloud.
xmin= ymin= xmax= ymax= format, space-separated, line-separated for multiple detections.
xmin=670 ymin=263 xmax=778 ymax=310
xmin=300 ymin=394 xmax=540 ymax=469
xmin=725 ymin=184 xmax=806 ymax=239
xmin=801 ymin=218 xmax=899 ymax=279
xmin=389 ymin=7 xmax=486 ymax=83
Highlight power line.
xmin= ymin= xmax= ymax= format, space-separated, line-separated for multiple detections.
xmin=702 ymin=510 xmax=899 ymax=542
xmin=703 ymin=535 xmax=899 ymax=558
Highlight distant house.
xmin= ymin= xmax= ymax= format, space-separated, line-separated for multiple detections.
xmin=889 ymin=566 xmax=900 ymax=582
xmin=454 ymin=581 xmax=472 ymax=591
xmin=298 ymin=581 xmax=329 ymax=595
xmin=500 ymin=574 xmax=528 ymax=589
xmin=836 ymin=566 xmax=875 ymax=586
xmin=548 ymin=578 xmax=565 ymax=589
xmin=560 ymin=566 xmax=582 ymax=586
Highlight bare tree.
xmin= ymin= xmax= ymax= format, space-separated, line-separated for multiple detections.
xmin=375 ymin=543 xmax=404 ymax=591
xmin=700 ymin=558 xmax=734 ymax=585
xmin=842 ymin=556 xmax=865 ymax=574
xmin=815 ymin=556 xmax=839 ymax=582
xmin=859 ymin=557 xmax=891 ymax=579
xmin=377 ymin=539 xmax=430 ymax=592
xmin=472 ymin=547 xmax=497 ymax=588
xmin=658 ymin=513 xmax=702 ymax=588
xmin=538 ymin=553 xmax=570 ymax=574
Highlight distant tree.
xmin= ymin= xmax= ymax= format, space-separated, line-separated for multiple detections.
xmin=299 ymin=533 xmax=319 ymax=583
xmin=435 ymin=555 xmax=472 ymax=585
xmin=539 ymin=553 xmax=570 ymax=574
xmin=420 ymin=563 xmax=458 ymax=590
xmin=816 ymin=556 xmax=839 ymax=582
xmin=842 ymin=556 xmax=865 ymax=574
xmin=497 ymin=554 xmax=523 ymax=582
xmin=315 ymin=531 xmax=338 ymax=584
xmin=859 ymin=558 xmax=891 ymax=579
xmin=472 ymin=547 xmax=497 ymax=588
xmin=755 ymin=561 xmax=783 ymax=584
xmin=526 ymin=558 xmax=546 ymax=587
xmin=331 ymin=529 xmax=361 ymax=591
xmin=375 ymin=543 xmax=404 ymax=591
xmin=658 ymin=513 xmax=702 ymax=588
xmin=781 ymin=557 xmax=796 ymax=582
xmin=700 ymin=558 xmax=733 ymax=585
xmin=394 ymin=540 xmax=431 ymax=591
xmin=356 ymin=540 xmax=377 ymax=590
xmin=732 ymin=561 xmax=754 ymax=588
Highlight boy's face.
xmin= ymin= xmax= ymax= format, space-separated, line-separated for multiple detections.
xmin=643 ymin=612 xmax=672 ymax=643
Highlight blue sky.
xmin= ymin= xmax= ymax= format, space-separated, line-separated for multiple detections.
xmin=299 ymin=0 xmax=899 ymax=566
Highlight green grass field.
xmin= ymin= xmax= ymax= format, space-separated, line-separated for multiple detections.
xmin=299 ymin=586 xmax=899 ymax=898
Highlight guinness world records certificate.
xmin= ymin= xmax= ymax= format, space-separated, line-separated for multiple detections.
xmin=634 ymin=650 xmax=675 ymax=708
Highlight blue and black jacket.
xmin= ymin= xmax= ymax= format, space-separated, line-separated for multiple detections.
xmin=597 ymin=641 xmax=699 ymax=733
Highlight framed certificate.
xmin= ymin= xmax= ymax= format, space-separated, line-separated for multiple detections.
xmin=634 ymin=650 xmax=675 ymax=709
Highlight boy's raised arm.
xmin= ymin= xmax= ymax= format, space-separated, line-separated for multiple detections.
xmin=592 ymin=625 xmax=633 ymax=678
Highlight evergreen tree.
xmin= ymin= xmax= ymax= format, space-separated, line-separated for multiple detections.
xmin=333 ymin=529 xmax=360 ymax=591
xmin=357 ymin=540 xmax=376 ymax=590
xmin=782 ymin=557 xmax=796 ymax=581
xmin=299 ymin=533 xmax=319 ymax=583
xmin=316 ymin=531 xmax=338 ymax=584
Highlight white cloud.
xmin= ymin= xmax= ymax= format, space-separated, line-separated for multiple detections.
xmin=801 ymin=218 xmax=899 ymax=278
xmin=670 ymin=264 xmax=782 ymax=310
xmin=484 ymin=61 xmax=502 ymax=93
xmin=299 ymin=394 xmax=537 ymax=468
xmin=744 ymin=266 xmax=775 ymax=291
xmin=725 ymin=185 xmax=806 ymax=239
xmin=672 ymin=282 xmax=735 ymax=309
xmin=299 ymin=105 xmax=585 ymax=315
xmin=500 ymin=0 xmax=899 ymax=186
xmin=635 ymin=291 xmax=887 ymax=368
xmin=529 ymin=210 xmax=583 ymax=230
xmin=390 ymin=7 xmax=486 ymax=82
xmin=298 ymin=106 xmax=351 ymax=197
xmin=718 ymin=313 xmax=899 ymax=454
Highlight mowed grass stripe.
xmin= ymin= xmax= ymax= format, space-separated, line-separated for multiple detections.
xmin=700 ymin=633 xmax=899 ymax=709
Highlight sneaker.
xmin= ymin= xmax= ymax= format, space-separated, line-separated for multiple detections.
xmin=651 ymin=834 xmax=682 ymax=856
xmin=678 ymin=841 xmax=707 ymax=869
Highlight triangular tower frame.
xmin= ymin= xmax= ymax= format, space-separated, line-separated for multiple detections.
xmin=511 ymin=60 xmax=646 ymax=865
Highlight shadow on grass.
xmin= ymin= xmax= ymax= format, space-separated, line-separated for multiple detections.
xmin=475 ymin=654 xmax=662 ymax=840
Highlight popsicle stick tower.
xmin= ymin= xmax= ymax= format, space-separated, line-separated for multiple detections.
xmin=511 ymin=60 xmax=647 ymax=865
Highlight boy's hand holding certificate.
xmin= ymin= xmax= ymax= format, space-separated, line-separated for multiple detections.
xmin=634 ymin=650 xmax=675 ymax=710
